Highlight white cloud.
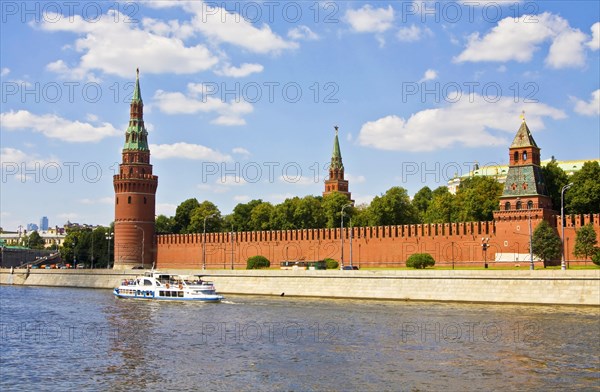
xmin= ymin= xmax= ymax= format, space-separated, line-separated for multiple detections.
xmin=345 ymin=5 xmax=395 ymax=33
xmin=265 ymin=193 xmax=296 ymax=204
xmin=156 ymin=203 xmax=177 ymax=216
xmin=1 ymin=110 xmax=119 ymax=142
xmin=85 ymin=113 xmax=99 ymax=122
xmin=40 ymin=11 xmax=218 ymax=79
xmin=0 ymin=148 xmax=57 ymax=182
xmin=233 ymin=195 xmax=251 ymax=203
xmin=357 ymin=94 xmax=565 ymax=152
xmin=573 ymin=90 xmax=600 ymax=116
xmin=232 ymin=147 xmax=251 ymax=156
xmin=58 ymin=213 xmax=79 ymax=222
xmin=215 ymin=63 xmax=264 ymax=78
xmin=455 ymin=12 xmax=590 ymax=69
xmin=186 ymin=2 xmax=297 ymax=54
xmin=150 ymin=142 xmax=232 ymax=161
xmin=586 ymin=22 xmax=600 ymax=51
xmin=153 ymin=84 xmax=253 ymax=126
xmin=346 ymin=174 xmax=366 ymax=184
xmin=419 ymin=69 xmax=438 ymax=82
xmin=1 ymin=67 xmax=10 ymax=77
xmin=197 ymin=175 xmax=248 ymax=194
xmin=288 ymin=25 xmax=320 ymax=41
xmin=546 ymin=28 xmax=587 ymax=68
xmin=141 ymin=17 xmax=195 ymax=40
xmin=353 ymin=194 xmax=375 ymax=206
xmin=279 ymin=175 xmax=320 ymax=186
xmin=80 ymin=197 xmax=113 ymax=205
xmin=396 ymin=25 xmax=433 ymax=42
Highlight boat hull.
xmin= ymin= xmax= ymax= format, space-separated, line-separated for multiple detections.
xmin=113 ymin=288 xmax=223 ymax=302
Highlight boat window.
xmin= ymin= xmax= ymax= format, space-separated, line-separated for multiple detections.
xmin=143 ymin=279 xmax=153 ymax=286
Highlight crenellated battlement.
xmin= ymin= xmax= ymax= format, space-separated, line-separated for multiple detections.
xmin=156 ymin=220 xmax=497 ymax=245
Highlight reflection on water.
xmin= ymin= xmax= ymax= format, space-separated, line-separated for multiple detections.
xmin=1 ymin=285 xmax=598 ymax=391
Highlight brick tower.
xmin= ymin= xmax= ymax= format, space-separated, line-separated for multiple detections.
xmin=323 ymin=126 xmax=352 ymax=200
xmin=493 ymin=114 xmax=555 ymax=262
xmin=113 ymin=69 xmax=158 ymax=269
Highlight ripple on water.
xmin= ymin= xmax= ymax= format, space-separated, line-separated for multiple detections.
xmin=1 ymin=285 xmax=599 ymax=391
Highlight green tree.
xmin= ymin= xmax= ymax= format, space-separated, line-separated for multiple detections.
xmin=412 ymin=186 xmax=433 ymax=222
xmin=424 ymin=187 xmax=457 ymax=223
xmin=188 ymin=201 xmax=222 ymax=233
xmin=250 ymin=202 xmax=275 ymax=231
xmin=573 ymin=223 xmax=598 ymax=262
xmin=156 ymin=215 xmax=175 ymax=234
xmin=271 ymin=197 xmax=301 ymax=230
xmin=369 ymin=186 xmax=418 ymax=226
xmin=294 ymin=196 xmax=325 ymax=228
xmin=230 ymin=199 xmax=263 ymax=232
xmin=27 ymin=231 xmax=46 ymax=249
xmin=541 ymin=157 xmax=569 ymax=211
xmin=531 ymin=220 xmax=562 ymax=267
xmin=454 ymin=176 xmax=502 ymax=222
xmin=567 ymin=161 xmax=600 ymax=214
xmin=322 ymin=192 xmax=354 ymax=228
xmin=351 ymin=203 xmax=372 ymax=227
xmin=173 ymin=198 xmax=200 ymax=233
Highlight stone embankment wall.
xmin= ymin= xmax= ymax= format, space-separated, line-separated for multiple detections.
xmin=1 ymin=269 xmax=598 ymax=306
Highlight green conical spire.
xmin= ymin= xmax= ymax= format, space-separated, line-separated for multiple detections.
xmin=330 ymin=126 xmax=344 ymax=171
xmin=132 ymin=67 xmax=142 ymax=103
xmin=123 ymin=68 xmax=149 ymax=151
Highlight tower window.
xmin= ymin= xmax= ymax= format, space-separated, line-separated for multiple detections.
xmin=504 ymin=202 xmax=510 ymax=211
xmin=144 ymin=197 xmax=147 ymax=204
xmin=513 ymin=151 xmax=519 ymax=162
xmin=516 ymin=200 xmax=522 ymax=210
xmin=116 ymin=197 xmax=118 ymax=205
xmin=128 ymin=196 xmax=132 ymax=204
xmin=527 ymin=200 xmax=533 ymax=209
xmin=523 ymin=151 xmax=527 ymax=161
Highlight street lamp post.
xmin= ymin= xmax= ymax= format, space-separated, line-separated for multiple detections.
xmin=203 ymin=214 xmax=216 ymax=270
xmin=528 ymin=206 xmax=534 ymax=270
xmin=135 ymin=226 xmax=145 ymax=269
xmin=561 ymin=183 xmax=573 ymax=270
xmin=91 ymin=231 xmax=94 ymax=269
xmin=481 ymin=238 xmax=489 ymax=268
xmin=349 ymin=218 xmax=353 ymax=268
xmin=231 ymin=226 xmax=235 ymax=270
xmin=105 ymin=232 xmax=113 ymax=269
xmin=340 ymin=203 xmax=352 ymax=268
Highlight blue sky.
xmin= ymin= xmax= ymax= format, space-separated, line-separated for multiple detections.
xmin=1 ymin=0 xmax=599 ymax=231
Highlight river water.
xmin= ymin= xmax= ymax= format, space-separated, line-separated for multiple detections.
xmin=0 ymin=285 xmax=598 ymax=391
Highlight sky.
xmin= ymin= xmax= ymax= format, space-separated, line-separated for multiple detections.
xmin=1 ymin=0 xmax=599 ymax=231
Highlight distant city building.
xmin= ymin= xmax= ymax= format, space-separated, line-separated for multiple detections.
xmin=26 ymin=223 xmax=39 ymax=232
xmin=40 ymin=216 xmax=49 ymax=231
xmin=447 ymin=158 xmax=598 ymax=194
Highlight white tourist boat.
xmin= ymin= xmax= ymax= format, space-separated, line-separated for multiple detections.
xmin=113 ymin=271 xmax=224 ymax=302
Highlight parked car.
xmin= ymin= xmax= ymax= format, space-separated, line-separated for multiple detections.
xmin=341 ymin=265 xmax=359 ymax=270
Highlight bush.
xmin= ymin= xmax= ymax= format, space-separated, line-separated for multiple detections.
xmin=592 ymin=249 xmax=600 ymax=266
xmin=246 ymin=255 xmax=270 ymax=269
xmin=406 ymin=253 xmax=435 ymax=269
xmin=324 ymin=258 xmax=338 ymax=269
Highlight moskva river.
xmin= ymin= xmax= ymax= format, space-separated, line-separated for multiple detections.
xmin=0 ymin=285 xmax=598 ymax=391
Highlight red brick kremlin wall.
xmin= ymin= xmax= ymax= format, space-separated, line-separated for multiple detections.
xmin=155 ymin=214 xmax=599 ymax=268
